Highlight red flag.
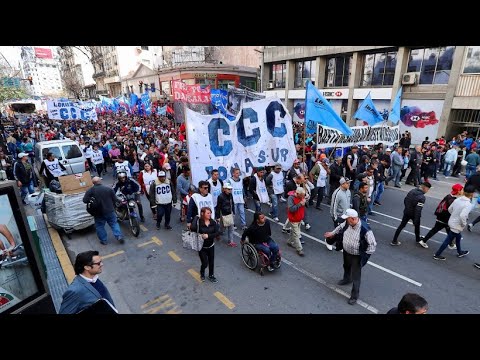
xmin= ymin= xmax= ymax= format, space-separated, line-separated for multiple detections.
xmin=166 ymin=105 xmax=174 ymax=114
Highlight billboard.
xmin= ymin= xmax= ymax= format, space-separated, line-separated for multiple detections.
xmin=34 ymin=47 xmax=53 ymax=59
xmin=0 ymin=182 xmax=47 ymax=313
xmin=398 ymin=99 xmax=443 ymax=145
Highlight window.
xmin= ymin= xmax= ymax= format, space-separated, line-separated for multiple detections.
xmin=42 ymin=147 xmax=62 ymax=160
xmin=361 ymin=51 xmax=397 ymax=86
xmin=270 ymin=63 xmax=286 ymax=88
xmin=464 ymin=46 xmax=480 ymax=74
xmin=294 ymin=59 xmax=316 ymax=88
xmin=141 ymin=46 xmax=149 ymax=51
xmin=325 ymin=55 xmax=351 ymax=87
xmin=196 ymin=78 xmax=215 ymax=87
xmin=62 ymin=145 xmax=82 ymax=159
xmin=161 ymin=81 xmax=171 ymax=95
xmin=407 ymin=47 xmax=455 ymax=84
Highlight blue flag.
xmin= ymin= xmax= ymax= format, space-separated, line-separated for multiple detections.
xmin=305 ymin=81 xmax=352 ymax=135
xmin=130 ymin=93 xmax=138 ymax=109
xmin=156 ymin=105 xmax=166 ymax=116
xmin=353 ymin=92 xmax=385 ymax=126
xmin=388 ymin=87 xmax=402 ymax=124
xmin=141 ymin=92 xmax=151 ymax=116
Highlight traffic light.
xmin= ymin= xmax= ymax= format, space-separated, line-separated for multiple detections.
xmin=27 ymin=76 xmax=33 ymax=85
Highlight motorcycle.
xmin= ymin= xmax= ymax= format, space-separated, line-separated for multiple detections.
xmin=115 ymin=192 xmax=140 ymax=237
xmin=0 ymin=244 xmax=29 ymax=269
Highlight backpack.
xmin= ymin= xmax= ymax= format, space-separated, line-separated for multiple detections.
xmin=434 ymin=195 xmax=454 ymax=217
xmin=86 ymin=189 xmax=101 ymax=216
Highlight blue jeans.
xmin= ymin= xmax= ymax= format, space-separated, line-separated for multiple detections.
xmin=443 ymin=161 xmax=454 ymax=176
xmin=270 ymin=193 xmax=280 ymax=218
xmin=234 ymin=203 xmax=246 ymax=226
xmin=435 ymin=231 xmax=463 ymax=256
xmin=95 ymin=212 xmax=123 ymax=244
xmin=20 ymin=180 xmax=35 ymax=202
xmin=254 ymin=237 xmax=279 ymax=264
xmin=374 ymin=182 xmax=384 ymax=203
xmin=466 ymin=164 xmax=476 ymax=179
xmin=367 ymin=191 xmax=375 ymax=214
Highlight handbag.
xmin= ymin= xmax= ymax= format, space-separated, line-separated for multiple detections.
xmin=182 ymin=216 xmax=204 ymax=251
xmin=221 ymin=213 xmax=234 ymax=227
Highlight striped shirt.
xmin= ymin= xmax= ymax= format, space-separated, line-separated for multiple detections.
xmin=331 ymin=220 xmax=376 ymax=255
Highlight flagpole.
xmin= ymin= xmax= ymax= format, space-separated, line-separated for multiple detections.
xmin=303 ymin=81 xmax=309 ymax=167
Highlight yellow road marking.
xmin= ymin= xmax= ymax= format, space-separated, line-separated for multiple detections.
xmin=166 ymin=306 xmax=183 ymax=314
xmin=137 ymin=240 xmax=155 ymax=247
xmin=140 ymin=225 xmax=148 ymax=232
xmin=187 ymin=269 xmax=202 ymax=283
xmin=141 ymin=294 xmax=169 ymax=310
xmin=102 ymin=250 xmax=125 ymax=260
xmin=145 ymin=298 xmax=176 ymax=314
xmin=151 ymin=236 xmax=163 ymax=246
xmin=213 ymin=291 xmax=235 ymax=310
xmin=168 ymin=251 xmax=181 ymax=262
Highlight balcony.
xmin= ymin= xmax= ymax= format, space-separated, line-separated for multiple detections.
xmin=456 ymin=74 xmax=480 ymax=97
xmin=92 ymin=71 xmax=105 ymax=79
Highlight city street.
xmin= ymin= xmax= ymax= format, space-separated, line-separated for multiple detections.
xmin=60 ymin=174 xmax=480 ymax=314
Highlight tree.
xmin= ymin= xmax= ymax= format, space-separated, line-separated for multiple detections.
xmin=61 ymin=67 xmax=84 ymax=100
xmin=0 ymin=86 xmax=27 ymax=103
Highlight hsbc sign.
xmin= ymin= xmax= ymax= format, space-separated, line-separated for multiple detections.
xmin=320 ymin=89 xmax=348 ymax=99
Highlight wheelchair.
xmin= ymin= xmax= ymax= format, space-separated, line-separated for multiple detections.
xmin=241 ymin=238 xmax=281 ymax=276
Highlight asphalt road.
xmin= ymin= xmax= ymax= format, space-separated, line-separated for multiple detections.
xmin=61 ymin=173 xmax=480 ymax=314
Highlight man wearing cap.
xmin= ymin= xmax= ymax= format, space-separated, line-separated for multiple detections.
xmin=391 ymin=182 xmax=431 ymax=246
xmin=433 ymin=185 xmax=475 ymax=260
xmin=324 ymin=208 xmax=377 ymax=305
xmin=149 ymin=170 xmax=173 ymax=230
xmin=419 ymin=184 xmax=463 ymax=249
xmin=216 ymin=182 xmax=236 ymax=247
xmin=330 ymin=177 xmax=352 ymax=227
xmin=286 ymin=158 xmax=302 ymax=182
xmin=265 ymin=164 xmax=285 ymax=222
xmin=14 ymin=152 xmax=35 ymax=204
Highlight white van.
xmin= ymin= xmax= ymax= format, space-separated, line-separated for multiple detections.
xmin=34 ymin=140 xmax=87 ymax=176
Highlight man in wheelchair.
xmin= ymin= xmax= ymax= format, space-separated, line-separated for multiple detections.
xmin=241 ymin=212 xmax=280 ymax=272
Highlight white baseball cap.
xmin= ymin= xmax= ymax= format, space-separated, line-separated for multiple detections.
xmin=18 ymin=152 xmax=28 ymax=158
xmin=341 ymin=209 xmax=359 ymax=219
xmin=158 ymin=171 xmax=166 ymax=177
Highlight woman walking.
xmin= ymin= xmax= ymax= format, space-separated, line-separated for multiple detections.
xmin=190 ymin=207 xmax=220 ymax=282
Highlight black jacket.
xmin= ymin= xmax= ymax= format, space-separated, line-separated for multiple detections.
xmin=216 ymin=192 xmax=234 ymax=216
xmin=329 ymin=162 xmax=344 ymax=185
xmin=83 ymin=184 xmax=117 ymax=216
xmin=435 ymin=194 xmax=456 ymax=224
xmin=190 ymin=217 xmax=219 ymax=248
xmin=14 ymin=160 xmax=33 ymax=184
xmin=352 ymin=191 xmax=368 ymax=216
xmin=241 ymin=220 xmax=272 ymax=244
xmin=466 ymin=172 xmax=480 ymax=192
xmin=403 ymin=188 xmax=426 ymax=222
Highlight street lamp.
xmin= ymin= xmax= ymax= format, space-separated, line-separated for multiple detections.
xmin=254 ymin=48 xmax=264 ymax=92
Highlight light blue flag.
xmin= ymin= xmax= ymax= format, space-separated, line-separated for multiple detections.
xmin=305 ymin=81 xmax=353 ymax=135
xmin=353 ymin=92 xmax=385 ymax=126
xmin=157 ymin=105 xmax=166 ymax=116
xmin=388 ymin=87 xmax=402 ymax=124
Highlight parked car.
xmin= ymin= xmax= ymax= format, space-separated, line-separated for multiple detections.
xmin=34 ymin=140 xmax=87 ymax=178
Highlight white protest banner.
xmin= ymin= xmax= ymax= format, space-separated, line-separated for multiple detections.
xmin=186 ymin=97 xmax=296 ymax=187
xmin=317 ymin=124 xmax=400 ymax=148
xmin=47 ymin=99 xmax=98 ymax=121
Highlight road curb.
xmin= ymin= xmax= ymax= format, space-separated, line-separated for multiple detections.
xmin=43 ymin=214 xmax=75 ymax=284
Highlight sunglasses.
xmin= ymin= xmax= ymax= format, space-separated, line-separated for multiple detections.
xmin=90 ymin=261 xmax=103 ymax=267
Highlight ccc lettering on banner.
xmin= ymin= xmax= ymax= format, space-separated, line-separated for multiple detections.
xmin=208 ymin=117 xmax=233 ymax=156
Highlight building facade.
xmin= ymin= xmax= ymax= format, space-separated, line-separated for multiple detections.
xmin=262 ymin=46 xmax=480 ymax=143
xmin=58 ymin=47 xmax=95 ymax=100
xmin=91 ymin=46 xmax=161 ymax=98
xmin=20 ymin=46 xmax=63 ymax=97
